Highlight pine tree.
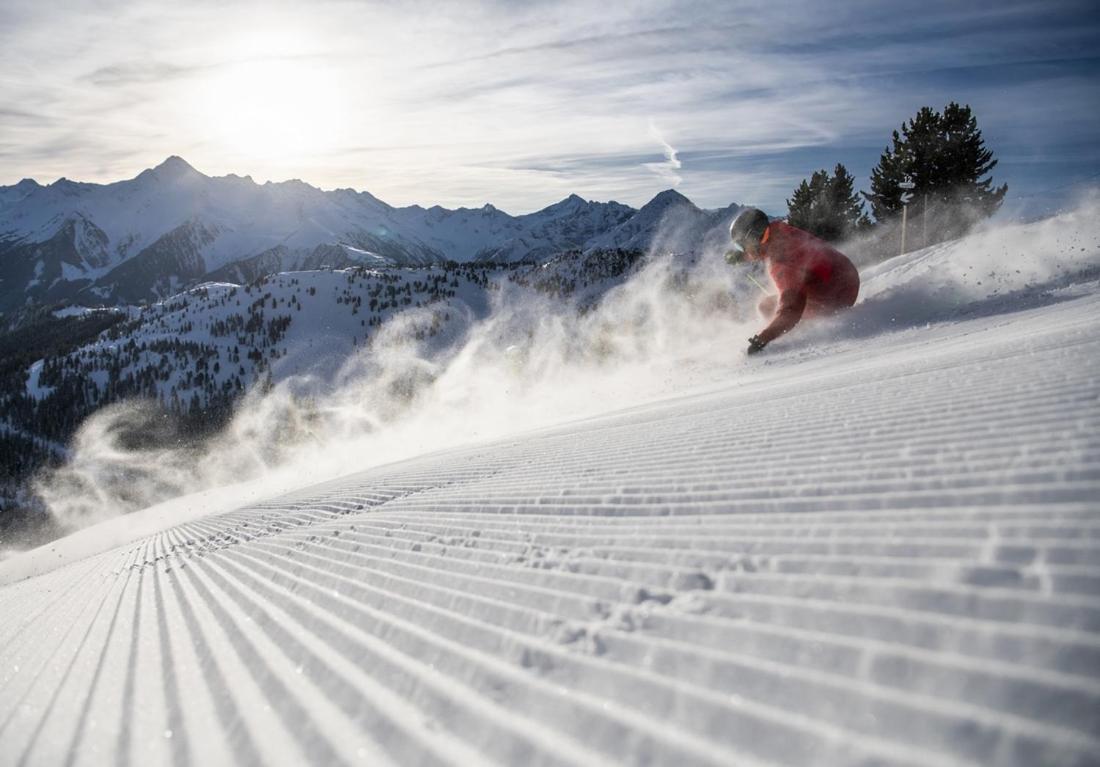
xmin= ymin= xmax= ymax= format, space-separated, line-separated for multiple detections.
xmin=825 ymin=164 xmax=870 ymax=239
xmin=787 ymin=171 xmax=827 ymax=234
xmin=864 ymin=102 xmax=1007 ymax=243
xmin=787 ymin=164 xmax=870 ymax=241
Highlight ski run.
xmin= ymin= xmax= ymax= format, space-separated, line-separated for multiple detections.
xmin=1 ymin=204 xmax=1099 ymax=766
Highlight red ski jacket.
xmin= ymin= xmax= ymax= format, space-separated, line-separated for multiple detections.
xmin=756 ymin=221 xmax=860 ymax=344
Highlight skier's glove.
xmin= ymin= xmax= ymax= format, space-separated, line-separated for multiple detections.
xmin=724 ymin=248 xmax=745 ymax=266
xmin=747 ymin=335 xmax=767 ymax=355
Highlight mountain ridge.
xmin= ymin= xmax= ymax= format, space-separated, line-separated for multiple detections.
xmin=0 ymin=157 xmax=743 ymax=312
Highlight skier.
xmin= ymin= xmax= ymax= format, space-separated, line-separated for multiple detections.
xmin=726 ymin=207 xmax=860 ymax=355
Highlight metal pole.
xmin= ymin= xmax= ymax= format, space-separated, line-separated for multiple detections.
xmin=922 ymin=194 xmax=927 ymax=248
xmin=745 ymin=271 xmax=769 ymax=295
xmin=901 ymin=203 xmax=908 ymax=256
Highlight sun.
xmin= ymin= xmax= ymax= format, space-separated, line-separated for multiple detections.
xmin=193 ymin=55 xmax=347 ymax=169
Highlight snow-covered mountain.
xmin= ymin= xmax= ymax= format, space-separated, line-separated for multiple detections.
xmin=586 ymin=188 xmax=737 ymax=253
xmin=0 ymin=157 xmax=740 ymax=312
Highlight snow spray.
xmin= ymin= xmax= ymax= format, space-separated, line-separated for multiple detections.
xmin=34 ymin=205 xmax=758 ymax=533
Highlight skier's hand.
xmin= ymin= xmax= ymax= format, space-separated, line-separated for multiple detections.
xmin=746 ymin=335 xmax=767 ymax=355
xmin=724 ymin=248 xmax=745 ymax=266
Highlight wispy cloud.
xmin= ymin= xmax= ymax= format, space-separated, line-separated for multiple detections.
xmin=84 ymin=60 xmax=203 ymax=86
xmin=0 ymin=106 xmax=53 ymax=124
xmin=421 ymin=22 xmax=747 ymax=69
xmin=645 ymin=121 xmax=682 ymax=187
xmin=0 ymin=0 xmax=1096 ymax=215
xmin=84 ymin=53 xmax=327 ymax=86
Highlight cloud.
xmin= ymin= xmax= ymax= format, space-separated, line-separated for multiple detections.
xmin=83 ymin=53 xmax=327 ymax=87
xmin=0 ymin=0 xmax=1095 ymax=214
xmin=421 ymin=22 xmax=748 ymax=69
xmin=644 ymin=121 xmax=682 ymax=187
xmin=0 ymin=106 xmax=53 ymax=124
xmin=84 ymin=60 xmax=203 ymax=86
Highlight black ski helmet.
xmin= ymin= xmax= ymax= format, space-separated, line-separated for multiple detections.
xmin=729 ymin=207 xmax=769 ymax=250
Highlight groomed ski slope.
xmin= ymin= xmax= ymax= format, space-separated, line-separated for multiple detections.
xmin=2 ymin=212 xmax=1100 ymax=766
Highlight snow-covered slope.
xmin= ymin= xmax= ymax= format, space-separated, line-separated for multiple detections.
xmin=0 ymin=158 xmax=736 ymax=311
xmin=21 ymin=266 xmax=491 ymax=409
xmin=1 ymin=207 xmax=1098 ymax=765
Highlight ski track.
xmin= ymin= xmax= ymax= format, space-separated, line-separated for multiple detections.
xmin=2 ymin=293 xmax=1100 ymax=766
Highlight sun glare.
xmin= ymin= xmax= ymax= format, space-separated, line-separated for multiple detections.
xmin=194 ymin=56 xmax=347 ymax=169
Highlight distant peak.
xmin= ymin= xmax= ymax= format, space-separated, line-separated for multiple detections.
xmin=139 ymin=156 xmax=203 ymax=182
xmin=158 ymin=155 xmax=196 ymax=172
xmin=646 ymin=189 xmax=691 ymax=207
xmin=539 ymin=193 xmax=589 ymax=215
xmin=554 ymin=193 xmax=587 ymax=207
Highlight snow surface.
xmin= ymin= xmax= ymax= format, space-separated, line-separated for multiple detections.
xmin=1 ymin=206 xmax=1099 ymax=765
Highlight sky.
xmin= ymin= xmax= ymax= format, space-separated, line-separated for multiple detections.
xmin=0 ymin=0 xmax=1097 ymax=216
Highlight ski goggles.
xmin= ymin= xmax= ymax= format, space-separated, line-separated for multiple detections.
xmin=728 ymin=224 xmax=769 ymax=258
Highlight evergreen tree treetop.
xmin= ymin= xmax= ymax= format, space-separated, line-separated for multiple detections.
xmin=864 ymin=102 xmax=1007 ymax=244
xmin=787 ymin=163 xmax=870 ymax=241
